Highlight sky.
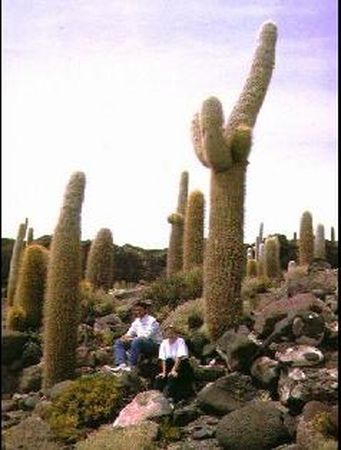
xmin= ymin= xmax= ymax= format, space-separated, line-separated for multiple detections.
xmin=2 ymin=0 xmax=338 ymax=249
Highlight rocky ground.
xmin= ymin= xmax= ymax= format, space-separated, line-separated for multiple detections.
xmin=1 ymin=265 xmax=339 ymax=449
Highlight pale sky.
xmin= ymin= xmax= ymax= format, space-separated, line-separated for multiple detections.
xmin=2 ymin=0 xmax=338 ymax=248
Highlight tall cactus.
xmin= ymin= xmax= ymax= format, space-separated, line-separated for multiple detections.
xmin=299 ymin=211 xmax=314 ymax=266
xmin=330 ymin=226 xmax=335 ymax=244
xmin=183 ymin=190 xmax=205 ymax=271
xmin=191 ymin=23 xmax=277 ymax=340
xmin=11 ymin=244 xmax=49 ymax=329
xmin=314 ymin=224 xmax=326 ymax=260
xmin=27 ymin=227 xmax=34 ymax=245
xmin=246 ymin=259 xmax=258 ymax=278
xmin=7 ymin=220 xmax=29 ymax=306
xmin=43 ymin=172 xmax=86 ymax=388
xmin=257 ymin=242 xmax=265 ymax=277
xmin=166 ymin=171 xmax=189 ymax=277
xmin=264 ymin=236 xmax=281 ymax=279
xmin=255 ymin=222 xmax=264 ymax=260
xmin=85 ymin=228 xmax=114 ymax=291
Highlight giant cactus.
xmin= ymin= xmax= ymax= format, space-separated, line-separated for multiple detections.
xmin=43 ymin=172 xmax=86 ymax=388
xmin=85 ymin=228 xmax=114 ymax=291
xmin=299 ymin=211 xmax=314 ymax=266
xmin=183 ymin=190 xmax=205 ymax=271
xmin=191 ymin=23 xmax=277 ymax=339
xmin=7 ymin=220 xmax=29 ymax=306
xmin=166 ymin=171 xmax=189 ymax=277
xmin=11 ymin=244 xmax=49 ymax=329
xmin=314 ymin=223 xmax=326 ymax=260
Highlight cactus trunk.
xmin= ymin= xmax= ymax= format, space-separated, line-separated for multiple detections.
xmin=204 ymin=167 xmax=245 ymax=339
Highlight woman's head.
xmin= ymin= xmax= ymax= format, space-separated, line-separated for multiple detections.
xmin=164 ymin=324 xmax=178 ymax=341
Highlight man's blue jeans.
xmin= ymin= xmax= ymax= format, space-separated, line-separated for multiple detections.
xmin=114 ymin=337 xmax=159 ymax=367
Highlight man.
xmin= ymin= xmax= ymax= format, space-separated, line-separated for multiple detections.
xmin=112 ymin=300 xmax=162 ymax=372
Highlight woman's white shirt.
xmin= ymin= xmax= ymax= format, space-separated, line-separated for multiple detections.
xmin=158 ymin=337 xmax=189 ymax=361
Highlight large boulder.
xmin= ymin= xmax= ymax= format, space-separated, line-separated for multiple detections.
xmin=296 ymin=401 xmax=338 ymax=450
xmin=250 ymin=356 xmax=280 ymax=386
xmin=197 ymin=373 xmax=258 ymax=416
xmin=113 ymin=390 xmax=172 ymax=427
xmin=3 ymin=414 xmax=63 ymax=450
xmin=75 ymin=421 xmax=159 ymax=450
xmin=18 ymin=364 xmax=42 ymax=393
xmin=278 ymin=367 xmax=338 ymax=412
xmin=216 ymin=326 xmax=260 ymax=372
xmin=216 ymin=401 xmax=292 ymax=450
xmin=253 ymin=293 xmax=330 ymax=338
xmin=275 ymin=344 xmax=324 ymax=367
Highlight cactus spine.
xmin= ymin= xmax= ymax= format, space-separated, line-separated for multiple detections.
xmin=43 ymin=172 xmax=86 ymax=388
xmin=166 ymin=171 xmax=189 ymax=277
xmin=314 ymin=224 xmax=326 ymax=260
xmin=264 ymin=236 xmax=281 ymax=279
xmin=11 ymin=244 xmax=49 ymax=329
xmin=85 ymin=228 xmax=114 ymax=291
xmin=7 ymin=220 xmax=29 ymax=306
xmin=191 ymin=23 xmax=277 ymax=339
xmin=183 ymin=190 xmax=205 ymax=271
xmin=299 ymin=211 xmax=314 ymax=266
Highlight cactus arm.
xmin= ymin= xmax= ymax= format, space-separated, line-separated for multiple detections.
xmin=191 ymin=113 xmax=210 ymax=168
xmin=226 ymin=22 xmax=277 ymax=132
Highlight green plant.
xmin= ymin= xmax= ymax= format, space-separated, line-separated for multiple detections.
xmin=299 ymin=211 xmax=314 ymax=266
xmin=314 ymin=224 xmax=326 ymax=260
xmin=85 ymin=228 xmax=114 ymax=291
xmin=7 ymin=220 xmax=28 ymax=306
xmin=183 ymin=190 xmax=205 ymax=272
xmin=191 ymin=23 xmax=277 ymax=339
xmin=43 ymin=171 xmax=86 ymax=388
xmin=264 ymin=236 xmax=281 ymax=279
xmin=46 ymin=374 xmax=128 ymax=443
xmin=143 ymin=267 xmax=203 ymax=308
xmin=12 ymin=244 xmax=49 ymax=330
xmin=167 ymin=171 xmax=189 ymax=277
xmin=158 ymin=417 xmax=181 ymax=443
xmin=79 ymin=281 xmax=115 ymax=322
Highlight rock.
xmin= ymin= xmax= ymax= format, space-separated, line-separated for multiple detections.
xmin=1 ymin=410 xmax=31 ymax=430
xmin=173 ymin=404 xmax=201 ymax=426
xmin=187 ymin=330 xmax=210 ymax=358
xmin=250 ymin=356 xmax=280 ymax=385
xmin=216 ymin=401 xmax=292 ymax=450
xmin=18 ymin=364 xmax=42 ymax=393
xmin=291 ymin=311 xmax=325 ymax=345
xmin=3 ymin=414 xmax=63 ymax=450
xmin=167 ymin=438 xmax=222 ymax=450
xmin=275 ymin=345 xmax=324 ymax=367
xmin=296 ymin=401 xmax=338 ymax=450
xmin=47 ymin=379 xmax=75 ymax=400
xmin=191 ymin=358 xmax=226 ymax=382
xmin=76 ymin=345 xmax=96 ymax=368
xmin=1 ymin=399 xmax=18 ymax=412
xmin=1 ymin=330 xmax=29 ymax=365
xmin=94 ymin=313 xmax=126 ymax=334
xmin=216 ymin=326 xmax=260 ymax=372
xmin=197 ymin=373 xmax=258 ymax=416
xmin=253 ymin=293 xmax=327 ymax=338
xmin=278 ymin=367 xmax=338 ymax=412
xmin=113 ymin=390 xmax=172 ymax=427
xmin=323 ymin=321 xmax=338 ymax=348
xmin=1 ymin=365 xmax=20 ymax=395
xmin=75 ymin=421 xmax=159 ymax=450
xmin=192 ymin=426 xmax=215 ymax=440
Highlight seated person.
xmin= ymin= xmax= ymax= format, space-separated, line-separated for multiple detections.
xmin=155 ymin=324 xmax=194 ymax=403
xmin=112 ymin=300 xmax=162 ymax=372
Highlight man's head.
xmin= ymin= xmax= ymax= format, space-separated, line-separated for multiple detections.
xmin=132 ymin=300 xmax=150 ymax=319
xmin=164 ymin=324 xmax=178 ymax=341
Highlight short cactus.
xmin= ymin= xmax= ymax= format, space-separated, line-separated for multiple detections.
xmin=166 ymin=171 xmax=189 ymax=277
xmin=12 ymin=244 xmax=49 ymax=329
xmin=246 ymin=247 xmax=254 ymax=260
xmin=299 ymin=211 xmax=314 ymax=266
xmin=85 ymin=228 xmax=114 ymax=291
xmin=183 ymin=190 xmax=205 ymax=271
xmin=191 ymin=22 xmax=277 ymax=339
xmin=43 ymin=171 xmax=86 ymax=388
xmin=314 ymin=223 xmax=326 ymax=260
xmin=7 ymin=220 xmax=29 ymax=306
xmin=246 ymin=259 xmax=258 ymax=278
xmin=264 ymin=236 xmax=281 ymax=279
xmin=330 ymin=226 xmax=335 ymax=244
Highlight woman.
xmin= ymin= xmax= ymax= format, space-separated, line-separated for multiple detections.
xmin=155 ymin=324 xmax=194 ymax=403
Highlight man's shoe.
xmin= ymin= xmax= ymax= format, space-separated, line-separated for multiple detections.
xmin=110 ymin=363 xmax=128 ymax=372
